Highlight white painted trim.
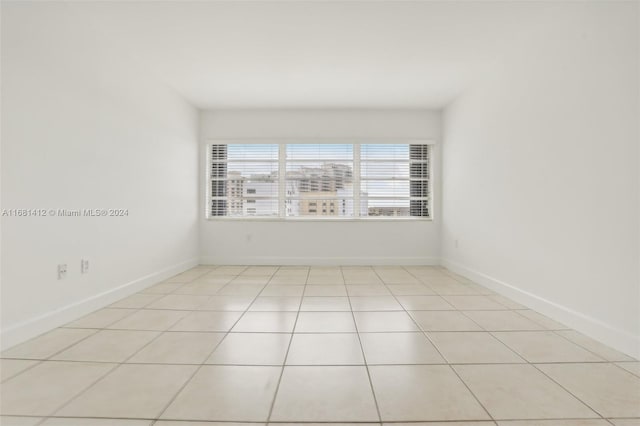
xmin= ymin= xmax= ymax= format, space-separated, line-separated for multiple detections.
xmin=200 ymin=256 xmax=439 ymax=266
xmin=0 ymin=258 xmax=199 ymax=350
xmin=441 ymin=258 xmax=640 ymax=360
xmin=205 ymin=138 xmax=437 ymax=145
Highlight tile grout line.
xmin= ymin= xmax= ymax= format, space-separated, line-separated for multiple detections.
xmin=2 ymin=268 xmax=224 ymax=420
xmin=343 ymin=266 xmax=384 ymax=424
xmin=265 ymin=265 xmax=311 ymax=423
xmin=4 ymin=265 xmax=638 ymax=424
xmin=41 ymin=272 xmax=223 ymax=425
xmin=398 ymin=266 xmax=497 ymax=424
xmin=41 ymin=266 xmax=254 ymax=425
xmin=483 ymin=327 xmax=612 ymax=420
xmin=422 ymin=267 xmax=610 ymax=422
xmin=150 ymin=265 xmax=275 ymax=425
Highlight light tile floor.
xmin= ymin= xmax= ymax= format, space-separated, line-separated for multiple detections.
xmin=1 ymin=265 xmax=639 ymax=426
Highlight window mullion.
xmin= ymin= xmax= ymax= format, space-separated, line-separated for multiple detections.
xmin=354 ymin=144 xmax=361 ymax=218
xmin=278 ymin=143 xmax=286 ymax=218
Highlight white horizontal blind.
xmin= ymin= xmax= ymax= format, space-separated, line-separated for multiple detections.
xmin=285 ymin=144 xmax=354 ymax=217
xmin=209 ymin=143 xmax=430 ymax=219
xmin=360 ymin=144 xmax=429 ymax=217
xmin=210 ymin=144 xmax=279 ymax=217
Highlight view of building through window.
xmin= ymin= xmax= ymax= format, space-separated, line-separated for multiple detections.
xmin=209 ymin=143 xmax=429 ymax=218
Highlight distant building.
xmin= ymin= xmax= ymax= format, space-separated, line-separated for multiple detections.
xmin=368 ymin=206 xmax=410 ymax=217
xmin=225 ymin=163 xmax=368 ymax=217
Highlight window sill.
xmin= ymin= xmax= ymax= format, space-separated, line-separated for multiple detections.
xmin=204 ymin=217 xmax=433 ymax=222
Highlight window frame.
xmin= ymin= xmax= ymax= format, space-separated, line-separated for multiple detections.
xmin=204 ymin=139 xmax=434 ymax=221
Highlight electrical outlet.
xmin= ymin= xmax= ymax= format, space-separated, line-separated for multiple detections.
xmin=58 ymin=264 xmax=67 ymax=280
xmin=81 ymin=259 xmax=89 ymax=274
xmin=454 ymin=239 xmax=459 ymax=249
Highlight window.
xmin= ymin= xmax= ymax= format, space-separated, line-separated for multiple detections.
xmin=208 ymin=142 xmax=430 ymax=219
xmin=209 ymin=144 xmax=279 ymax=217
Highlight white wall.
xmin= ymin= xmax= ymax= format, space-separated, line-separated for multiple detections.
xmin=1 ymin=3 xmax=200 ymax=348
xmin=441 ymin=2 xmax=639 ymax=357
xmin=200 ymin=109 xmax=441 ymax=265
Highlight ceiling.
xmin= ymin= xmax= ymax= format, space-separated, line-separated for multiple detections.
xmin=39 ymin=1 xmax=551 ymax=109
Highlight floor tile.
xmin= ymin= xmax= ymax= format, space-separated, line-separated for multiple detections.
xmin=428 ymin=283 xmax=482 ymax=296
xmin=422 ymin=277 xmax=464 ymax=287
xmin=537 ymin=363 xmax=640 ymax=417
xmin=270 ymin=366 xmax=378 ymax=422
xmin=295 ymin=312 xmax=356 ymax=332
xmin=1 ymin=328 xmax=95 ymax=360
xmin=161 ymin=366 xmax=280 ymax=421
xmin=217 ymin=284 xmax=264 ymax=297
xmin=396 ymin=295 xmax=454 ymax=310
xmin=269 ymin=276 xmax=307 ymax=285
xmin=353 ymin=311 xmax=419 ymax=332
xmin=343 ymin=276 xmax=383 ymax=285
xmin=212 ymin=266 xmax=248 ymax=275
xmin=169 ymin=311 xmax=243 ymax=332
xmin=443 ymin=295 xmax=509 ymax=310
xmin=307 ymin=277 xmax=344 ymax=285
xmin=300 ymin=296 xmax=351 ymax=311
xmin=493 ymin=331 xmax=604 ymax=362
xmin=463 ymin=311 xmax=544 ymax=331
xmin=278 ymin=424 xmax=379 ymax=426
xmin=261 ymin=285 xmax=305 ymax=296
xmin=42 ymin=418 xmax=152 ymax=425
xmin=200 ymin=296 xmax=254 ymax=311
xmin=51 ymin=330 xmax=159 ymax=362
xmin=242 ymin=266 xmax=278 ymax=275
xmin=128 ymin=332 xmax=224 ymax=364
xmin=516 ymin=310 xmax=569 ymax=329
xmin=140 ymin=282 xmax=184 ymax=294
xmin=64 ymin=308 xmax=134 ymax=328
xmin=369 ymin=365 xmax=489 ymax=421
xmin=0 ymin=359 xmax=38 ymax=382
xmin=232 ymin=312 xmax=297 ymax=332
xmin=409 ymin=311 xmax=482 ymax=331
xmin=350 ymin=296 xmax=403 ymax=311
xmin=487 ymin=295 xmax=526 ymax=309
xmin=106 ymin=309 xmax=189 ymax=331
xmin=110 ymin=293 xmax=162 ymax=308
xmin=304 ymin=286 xmax=348 ymax=296
xmin=173 ymin=283 xmax=225 ymax=295
xmin=231 ymin=278 xmax=272 ymax=286
xmin=287 ymin=333 xmax=364 ymax=365
xmin=146 ymin=295 xmax=211 ymax=310
xmin=206 ymin=333 xmax=291 ymax=365
xmin=360 ymin=332 xmax=444 ymax=364
xmin=387 ymin=284 xmax=436 ymax=296
xmin=497 ymin=421 xmax=611 ymax=426
xmin=0 ymin=361 xmax=114 ymax=416
xmin=385 ymin=423 xmax=493 ymax=426
xmin=427 ymin=332 xmax=524 ymax=364
xmin=158 ymin=422 xmax=262 ymax=426
xmin=454 ymin=364 xmax=598 ymax=419
xmin=608 ymin=420 xmax=640 ymax=426
xmin=375 ymin=269 xmax=418 ymax=284
xmin=617 ymin=361 xmax=640 ymax=377
xmin=0 ymin=416 xmax=44 ymax=426
xmin=57 ymin=364 xmax=196 ymax=418
xmin=191 ymin=275 xmax=235 ymax=285
xmin=555 ymin=330 xmax=636 ymax=361
xmin=347 ymin=285 xmax=390 ymax=296
xmin=249 ymin=296 xmax=301 ymax=311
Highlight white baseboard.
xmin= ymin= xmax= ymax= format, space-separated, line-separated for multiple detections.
xmin=441 ymin=258 xmax=640 ymax=360
xmin=200 ymin=256 xmax=440 ymax=266
xmin=0 ymin=258 xmax=199 ymax=351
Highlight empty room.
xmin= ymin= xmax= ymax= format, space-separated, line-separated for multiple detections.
xmin=1 ymin=0 xmax=639 ymax=425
